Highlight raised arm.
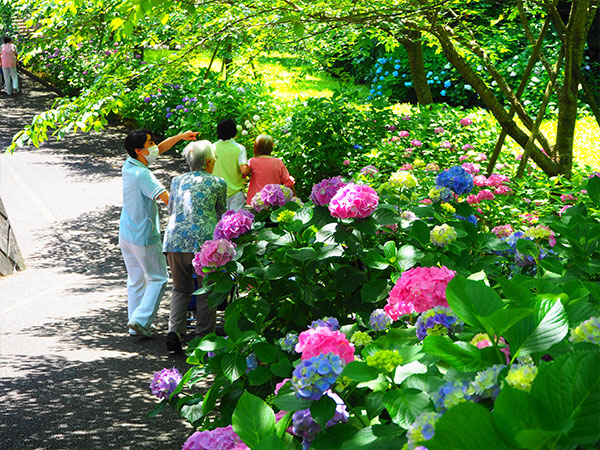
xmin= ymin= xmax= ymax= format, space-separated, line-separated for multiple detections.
xmin=158 ymin=130 xmax=198 ymax=154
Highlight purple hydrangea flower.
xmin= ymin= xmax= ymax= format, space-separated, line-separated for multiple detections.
xmin=309 ymin=317 xmax=340 ymax=331
xmin=309 ymin=177 xmax=347 ymax=206
xmin=150 ymin=367 xmax=182 ymax=400
xmin=213 ymin=210 xmax=254 ymax=240
xmin=415 ymin=307 xmax=463 ymax=340
xmin=369 ymin=308 xmax=392 ymax=331
xmin=360 ymin=165 xmax=379 ymax=176
xmin=292 ymin=391 xmax=349 ymax=449
xmin=182 ymin=425 xmax=247 ymax=450
xmin=434 ymin=380 xmax=476 ymax=412
xmin=251 ymin=184 xmax=294 ymax=212
xmin=436 ymin=166 xmax=474 ymax=195
xmin=292 ymin=353 xmax=344 ymax=400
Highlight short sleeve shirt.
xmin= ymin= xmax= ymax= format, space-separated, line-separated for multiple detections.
xmin=119 ymin=157 xmax=166 ymax=246
xmin=1 ymin=43 xmax=17 ymax=68
xmin=162 ymin=171 xmax=227 ymax=253
xmin=212 ymin=139 xmax=248 ymax=197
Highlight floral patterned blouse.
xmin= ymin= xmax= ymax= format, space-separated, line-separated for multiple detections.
xmin=162 ymin=170 xmax=227 ymax=253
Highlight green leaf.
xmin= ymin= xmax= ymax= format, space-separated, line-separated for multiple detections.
xmin=538 ymin=257 xmax=564 ymax=275
xmin=497 ymin=276 xmax=532 ymax=304
xmin=361 ymin=279 xmax=389 ymax=303
xmin=147 ymin=399 xmax=167 ymax=418
xmin=221 ymin=353 xmax=247 ymax=383
xmin=365 ymin=391 xmax=385 ymax=420
xmin=253 ymin=435 xmax=295 ymax=450
xmin=423 ymin=336 xmax=489 ymax=372
xmin=265 ymin=262 xmax=295 ymax=280
xmin=247 ymin=365 xmax=272 ymax=386
xmin=383 ymin=240 xmax=397 ymax=260
xmin=426 ymin=403 xmax=510 ymax=449
xmin=180 ymin=401 xmax=204 ymax=425
xmin=532 ymin=349 xmax=600 ymax=445
xmin=275 ymin=411 xmax=293 ymax=438
xmin=587 ymin=176 xmax=600 ymax=205
xmin=341 ymin=361 xmax=380 ymax=382
xmin=273 ymin=392 xmax=313 ymax=412
xmin=232 ymin=392 xmax=276 ymax=448
xmin=493 ymin=385 xmax=557 ymax=449
xmin=202 ymin=377 xmax=224 ymax=415
xmin=504 ymin=296 xmax=569 ymax=358
xmin=310 ymin=394 xmax=337 ymax=430
xmin=287 ymin=247 xmax=318 ymax=261
xmin=197 ymin=335 xmax=229 ymax=352
xmin=340 ymin=424 xmax=405 ymax=450
xmin=312 ymin=423 xmax=359 ymax=449
xmin=373 ymin=205 xmax=400 ymax=225
xmin=383 ymin=388 xmax=431 ymax=429
xmin=477 ymin=308 xmax=533 ymax=338
xmin=396 ymin=245 xmax=421 ymax=271
xmin=516 ymin=239 xmax=538 ymax=259
xmin=446 ymin=276 xmax=504 ymax=328
xmin=253 ymin=342 xmax=278 ymax=363
xmin=409 ymin=220 xmax=430 ymax=246
xmin=393 ymin=361 xmax=428 ymax=385
xmin=364 ymin=250 xmax=390 ymax=269
xmin=270 ymin=358 xmax=292 ymax=378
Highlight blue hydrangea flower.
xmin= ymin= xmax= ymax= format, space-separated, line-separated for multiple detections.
xmin=246 ymin=353 xmax=258 ymax=373
xmin=444 ymin=80 xmax=451 ymax=88
xmin=385 ymin=71 xmax=389 ymax=75
xmin=407 ymin=411 xmax=442 ymax=449
xmin=394 ymin=64 xmax=400 ymax=69
xmin=426 ymin=71 xmax=433 ymax=77
xmin=393 ymin=71 xmax=398 ymax=77
xmin=415 ymin=307 xmax=463 ymax=340
xmin=455 ymin=214 xmax=478 ymax=227
xmin=292 ymin=353 xmax=345 ymax=400
xmin=570 ymin=316 xmax=600 ymax=345
xmin=434 ymin=380 xmax=476 ymax=411
xmin=278 ymin=332 xmax=299 ymax=353
xmin=310 ymin=317 xmax=340 ymax=331
xmin=376 ymin=67 xmax=383 ymax=74
xmin=370 ymin=89 xmax=375 ymax=94
xmin=369 ymin=308 xmax=392 ymax=331
xmin=440 ymin=90 xmax=447 ymax=96
xmin=436 ymin=166 xmax=474 ymax=195
xmin=404 ymin=81 xmax=413 ymax=87
xmin=472 ymin=364 xmax=505 ymax=399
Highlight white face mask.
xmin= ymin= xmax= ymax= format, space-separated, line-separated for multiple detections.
xmin=145 ymin=145 xmax=159 ymax=165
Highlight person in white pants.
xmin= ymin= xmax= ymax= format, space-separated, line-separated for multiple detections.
xmin=119 ymin=128 xmax=198 ymax=337
xmin=1 ymin=36 xmax=19 ymax=95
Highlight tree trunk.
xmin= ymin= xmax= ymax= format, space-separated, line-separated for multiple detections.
xmin=401 ymin=30 xmax=433 ymax=105
xmin=555 ymin=0 xmax=596 ymax=177
xmin=430 ymin=25 xmax=560 ymax=176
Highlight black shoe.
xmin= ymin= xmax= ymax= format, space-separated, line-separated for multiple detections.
xmin=215 ymin=326 xmax=227 ymax=337
xmin=166 ymin=331 xmax=183 ymax=353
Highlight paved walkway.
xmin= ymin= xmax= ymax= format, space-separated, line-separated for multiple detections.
xmin=0 ymin=76 xmax=202 ymax=449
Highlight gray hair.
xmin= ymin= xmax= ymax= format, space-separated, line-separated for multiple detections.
xmin=183 ymin=140 xmax=215 ymax=171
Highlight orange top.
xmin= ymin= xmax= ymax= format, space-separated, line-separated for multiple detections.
xmin=246 ymin=156 xmax=295 ymax=204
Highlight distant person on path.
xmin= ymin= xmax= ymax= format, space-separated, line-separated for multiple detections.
xmin=246 ymin=134 xmax=295 ymax=205
xmin=120 ymin=129 xmax=198 ymax=338
xmin=1 ymin=36 xmax=19 ymax=95
xmin=162 ymin=141 xmax=227 ymax=352
xmin=212 ymin=118 xmax=250 ymax=210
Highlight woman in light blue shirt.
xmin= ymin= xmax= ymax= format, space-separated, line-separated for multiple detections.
xmin=163 ymin=140 xmax=227 ymax=352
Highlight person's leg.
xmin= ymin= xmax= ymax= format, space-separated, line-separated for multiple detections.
xmin=166 ymin=252 xmax=195 ymax=337
xmin=9 ymin=67 xmax=18 ymax=93
xmin=226 ymin=192 xmax=245 ymax=211
xmin=2 ymin=68 xmax=12 ymax=95
xmin=195 ymin=278 xmax=216 ymax=337
xmin=119 ymin=239 xmax=146 ymax=328
xmin=128 ymin=241 xmax=169 ymax=329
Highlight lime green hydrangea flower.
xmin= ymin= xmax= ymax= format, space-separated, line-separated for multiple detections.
xmin=441 ymin=202 xmax=456 ymax=214
xmin=277 ymin=210 xmax=296 ymax=223
xmin=505 ymin=363 xmax=538 ymax=391
xmin=335 ymin=375 xmax=351 ymax=391
xmin=569 ymin=316 xmax=600 ymax=345
xmin=366 ymin=350 xmax=403 ymax=372
xmin=413 ymin=159 xmax=426 ymax=168
xmin=430 ymin=224 xmax=457 ymax=247
xmin=350 ymin=331 xmax=372 ymax=347
xmin=390 ymin=171 xmax=418 ymax=189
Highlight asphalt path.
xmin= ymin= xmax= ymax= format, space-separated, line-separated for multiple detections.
xmin=0 ymin=76 xmax=206 ymax=449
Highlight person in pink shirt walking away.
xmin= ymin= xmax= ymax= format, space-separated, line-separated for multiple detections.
xmin=246 ymin=134 xmax=295 ymax=205
xmin=1 ymin=36 xmax=19 ymax=95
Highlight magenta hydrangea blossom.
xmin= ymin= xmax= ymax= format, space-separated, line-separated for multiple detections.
xmin=295 ymin=326 xmax=355 ymax=364
xmin=384 ymin=266 xmax=456 ymax=320
xmin=434 ymin=126 xmax=445 ymax=134
xmin=309 ymin=176 xmax=347 ymax=206
xmin=411 ymin=139 xmax=423 ymax=147
xmin=251 ymin=184 xmax=294 ymax=212
xmin=182 ymin=425 xmax=248 ymax=450
xmin=328 ymin=183 xmax=379 ymax=219
xmin=213 ymin=210 xmax=254 ymax=240
xmin=459 ymin=117 xmax=473 ymax=126
xmin=360 ymin=165 xmax=379 ymax=176
xmin=150 ymin=367 xmax=182 ymax=400
xmin=193 ymin=239 xmax=236 ymax=276
xmin=399 ymin=130 xmax=410 ymax=137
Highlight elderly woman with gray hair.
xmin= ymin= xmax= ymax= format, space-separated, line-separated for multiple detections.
xmin=162 ymin=140 xmax=227 ymax=352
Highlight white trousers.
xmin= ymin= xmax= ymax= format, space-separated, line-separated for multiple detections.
xmin=227 ymin=192 xmax=245 ymax=211
xmin=2 ymin=67 xmax=18 ymax=95
xmin=119 ymin=238 xmax=168 ymax=330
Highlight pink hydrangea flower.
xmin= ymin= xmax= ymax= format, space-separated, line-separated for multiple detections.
xmin=295 ymin=327 xmax=355 ymax=363
xmin=329 ymin=183 xmax=379 ymax=219
xmin=491 ymin=224 xmax=514 ymax=238
xmin=471 ymin=334 xmax=510 ymax=364
xmin=560 ymin=193 xmax=575 ymax=203
xmin=462 ymin=144 xmax=474 ymax=151
xmin=420 ymin=198 xmax=433 ymax=204
xmin=425 ymin=162 xmax=440 ymax=172
xmin=183 ymin=425 xmax=248 ymax=450
xmin=213 ymin=210 xmax=254 ymax=240
xmin=310 ymin=176 xmax=347 ymax=206
xmin=343 ymin=159 xmax=350 ymax=166
xmin=440 ymin=140 xmax=453 ymax=149
xmin=150 ymin=367 xmax=182 ymax=400
xmin=434 ymin=126 xmax=445 ymax=134
xmin=411 ymin=139 xmax=423 ymax=147
xmin=467 ymin=194 xmax=480 ymax=205
xmin=459 ymin=155 xmax=469 ymax=162
xmin=559 ymin=205 xmax=572 ymax=217
xmin=486 ymin=174 xmax=510 ymax=188
xmin=494 ymin=185 xmax=513 ymax=195
xmin=193 ymin=239 xmax=236 ymax=276
xmin=400 ymin=163 xmax=414 ymax=171
xmin=405 ymin=147 xmax=414 ymax=154
xmin=384 ymin=266 xmax=456 ymax=320
xmin=461 ymin=163 xmax=481 ymax=174
xmin=459 ymin=117 xmax=473 ymax=126
xmin=390 ymin=136 xmax=401 ymax=142
xmin=275 ymin=378 xmax=291 ymax=395
xmin=251 ymin=184 xmax=294 ymax=212
xmin=402 ymin=115 xmax=411 ymax=121
xmin=515 ymin=153 xmax=523 ymax=161
xmin=473 ymin=175 xmax=487 ymax=186
xmin=399 ymin=130 xmax=410 ymax=138
xmin=474 ymin=153 xmax=488 ymax=162
xmin=477 ymin=189 xmax=495 ymax=201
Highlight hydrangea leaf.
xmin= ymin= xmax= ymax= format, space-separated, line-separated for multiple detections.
xmin=272 ymin=392 xmax=312 ymax=412
xmin=310 ymin=394 xmax=337 ymax=430
xmin=221 ymin=353 xmax=247 ymax=383
xmin=383 ymin=388 xmax=431 ymax=429
xmin=341 ymin=361 xmax=380 ymax=382
xmin=339 ymin=424 xmax=405 ymax=450
xmin=423 ymin=336 xmax=489 ymax=372
xmin=232 ymin=392 xmax=276 ymax=448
